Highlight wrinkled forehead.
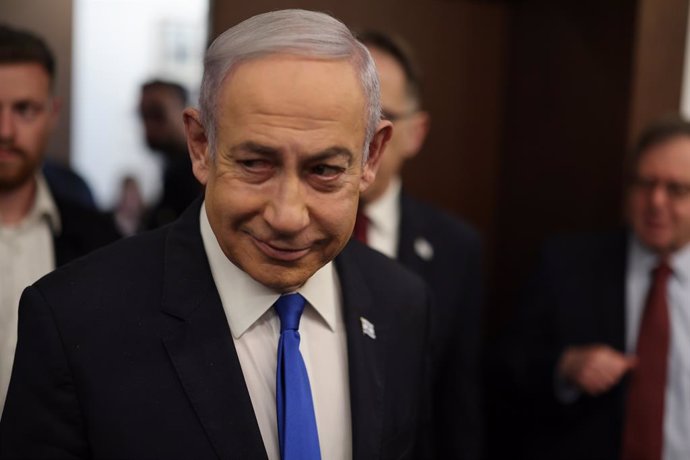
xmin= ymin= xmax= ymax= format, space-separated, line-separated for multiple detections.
xmin=219 ymin=54 xmax=366 ymax=122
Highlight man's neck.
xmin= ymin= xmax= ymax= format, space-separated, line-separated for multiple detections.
xmin=0 ymin=178 xmax=37 ymax=225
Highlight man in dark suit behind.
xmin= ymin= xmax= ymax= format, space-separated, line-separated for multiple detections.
xmin=509 ymin=115 xmax=690 ymax=460
xmin=0 ymin=24 xmax=119 ymax=418
xmin=0 ymin=10 xmax=433 ymax=459
xmin=356 ymin=31 xmax=484 ymax=460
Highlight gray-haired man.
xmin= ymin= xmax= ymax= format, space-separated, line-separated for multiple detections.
xmin=0 ymin=10 xmax=433 ymax=459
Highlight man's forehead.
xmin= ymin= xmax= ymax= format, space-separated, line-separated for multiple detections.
xmin=218 ymin=54 xmax=366 ymax=126
xmin=0 ymin=63 xmax=52 ymax=97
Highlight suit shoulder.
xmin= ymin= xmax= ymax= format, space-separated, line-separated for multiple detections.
xmin=36 ymin=227 xmax=169 ymax=294
xmin=401 ymin=194 xmax=480 ymax=246
xmin=540 ymin=229 xmax=627 ymax=266
xmin=340 ymin=240 xmax=429 ymax=294
xmin=55 ymin=197 xmax=121 ymax=247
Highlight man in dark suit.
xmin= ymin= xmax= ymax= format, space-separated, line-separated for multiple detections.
xmin=356 ymin=31 xmax=483 ymax=459
xmin=510 ymin=115 xmax=690 ymax=460
xmin=0 ymin=10 xmax=433 ymax=459
xmin=0 ymin=24 xmax=119 ymax=417
xmin=138 ymin=80 xmax=201 ymax=230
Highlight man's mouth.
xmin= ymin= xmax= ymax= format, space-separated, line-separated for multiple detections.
xmin=250 ymin=235 xmax=311 ymax=262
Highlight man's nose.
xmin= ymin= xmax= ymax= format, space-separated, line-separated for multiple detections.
xmin=649 ymin=183 xmax=670 ymax=207
xmin=0 ymin=108 xmax=16 ymax=143
xmin=263 ymin=175 xmax=310 ymax=235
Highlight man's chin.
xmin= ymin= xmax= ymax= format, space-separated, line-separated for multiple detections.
xmin=0 ymin=171 xmax=34 ymax=192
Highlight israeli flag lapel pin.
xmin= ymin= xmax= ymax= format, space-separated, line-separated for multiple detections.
xmin=360 ymin=316 xmax=376 ymax=340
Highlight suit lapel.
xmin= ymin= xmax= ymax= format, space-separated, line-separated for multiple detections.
xmin=158 ymin=201 xmax=267 ymax=460
xmin=336 ymin=242 xmax=387 ymax=460
xmin=397 ymin=193 xmax=427 ymax=274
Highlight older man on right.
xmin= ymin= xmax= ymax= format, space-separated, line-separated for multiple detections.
xmin=512 ymin=115 xmax=690 ymax=460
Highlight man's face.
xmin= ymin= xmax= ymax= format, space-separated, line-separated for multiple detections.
xmin=185 ymin=55 xmax=390 ymax=292
xmin=361 ymin=46 xmax=428 ymax=203
xmin=0 ymin=63 xmax=57 ymax=192
xmin=139 ymin=86 xmax=187 ymax=156
xmin=628 ymin=135 xmax=690 ymax=254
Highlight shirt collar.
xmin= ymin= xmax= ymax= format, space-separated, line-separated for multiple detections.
xmin=199 ymin=203 xmax=339 ymax=339
xmin=24 ymin=173 xmax=61 ymax=234
xmin=364 ymin=176 xmax=401 ymax=237
xmin=629 ymin=233 xmax=690 ymax=284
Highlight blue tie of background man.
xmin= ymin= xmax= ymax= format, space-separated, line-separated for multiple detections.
xmin=274 ymin=293 xmax=322 ymax=460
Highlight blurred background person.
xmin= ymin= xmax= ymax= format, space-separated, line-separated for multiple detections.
xmin=112 ymin=175 xmax=146 ymax=236
xmin=506 ymin=115 xmax=690 ymax=460
xmin=138 ymin=79 xmax=200 ymax=229
xmin=0 ymin=24 xmax=119 ymax=414
xmin=356 ymin=30 xmax=484 ymax=460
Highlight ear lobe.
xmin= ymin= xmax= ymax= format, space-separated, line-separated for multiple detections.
xmin=360 ymin=120 xmax=393 ymax=192
xmin=183 ymin=108 xmax=211 ymax=185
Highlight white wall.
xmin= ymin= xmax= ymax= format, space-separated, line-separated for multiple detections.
xmin=72 ymin=0 xmax=208 ymax=208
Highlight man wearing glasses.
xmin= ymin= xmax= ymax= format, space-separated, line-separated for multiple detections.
xmin=356 ymin=31 xmax=484 ymax=460
xmin=511 ymin=115 xmax=690 ymax=460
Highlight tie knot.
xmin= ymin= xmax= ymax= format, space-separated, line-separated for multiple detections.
xmin=274 ymin=293 xmax=306 ymax=332
xmin=653 ymin=260 xmax=673 ymax=281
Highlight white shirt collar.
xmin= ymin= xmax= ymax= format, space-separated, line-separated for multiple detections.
xmin=5 ymin=173 xmax=62 ymax=233
xmin=365 ymin=176 xmax=401 ymax=236
xmin=199 ymin=203 xmax=339 ymax=339
xmin=629 ymin=234 xmax=690 ymax=284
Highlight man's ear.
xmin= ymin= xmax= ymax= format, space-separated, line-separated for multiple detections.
xmin=183 ymin=108 xmax=211 ymax=185
xmin=360 ymin=120 xmax=393 ymax=192
xmin=47 ymin=96 xmax=61 ymax=131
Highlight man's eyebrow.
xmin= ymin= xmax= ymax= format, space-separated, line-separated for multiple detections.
xmin=232 ymin=141 xmax=279 ymax=156
xmin=232 ymin=142 xmax=354 ymax=163
xmin=309 ymin=147 xmax=354 ymax=164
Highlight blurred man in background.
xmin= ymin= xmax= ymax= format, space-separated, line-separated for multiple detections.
xmin=357 ymin=30 xmax=484 ymax=460
xmin=139 ymin=79 xmax=200 ymax=229
xmin=510 ymin=115 xmax=690 ymax=460
xmin=0 ymin=24 xmax=119 ymax=414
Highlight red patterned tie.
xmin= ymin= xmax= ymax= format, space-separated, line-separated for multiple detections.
xmin=621 ymin=260 xmax=672 ymax=460
xmin=352 ymin=207 xmax=369 ymax=244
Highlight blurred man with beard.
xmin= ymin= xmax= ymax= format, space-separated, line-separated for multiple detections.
xmin=0 ymin=24 xmax=118 ymax=414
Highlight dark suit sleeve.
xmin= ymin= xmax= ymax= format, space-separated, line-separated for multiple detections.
xmin=0 ymin=286 xmax=89 ymax=459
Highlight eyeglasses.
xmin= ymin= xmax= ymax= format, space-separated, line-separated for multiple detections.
xmin=632 ymin=176 xmax=690 ymax=200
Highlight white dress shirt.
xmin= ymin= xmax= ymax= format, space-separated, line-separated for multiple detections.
xmin=200 ymin=205 xmax=352 ymax=460
xmin=626 ymin=237 xmax=690 ymax=460
xmin=363 ymin=177 xmax=401 ymax=259
xmin=0 ymin=174 xmax=60 ymax=414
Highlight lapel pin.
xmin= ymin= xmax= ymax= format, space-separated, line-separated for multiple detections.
xmin=414 ymin=237 xmax=434 ymax=261
xmin=360 ymin=317 xmax=376 ymax=340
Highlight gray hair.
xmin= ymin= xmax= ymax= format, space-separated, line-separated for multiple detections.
xmin=199 ymin=9 xmax=381 ymax=160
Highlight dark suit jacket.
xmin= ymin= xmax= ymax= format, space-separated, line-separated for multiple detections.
xmin=52 ymin=194 xmax=122 ymax=266
xmin=0 ymin=200 xmax=432 ymax=460
xmin=509 ymin=231 xmax=629 ymax=460
xmin=396 ymin=193 xmax=483 ymax=460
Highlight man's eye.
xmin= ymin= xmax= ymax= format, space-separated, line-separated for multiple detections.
xmin=311 ymin=164 xmax=344 ymax=178
xmin=238 ymin=159 xmax=271 ymax=170
xmin=13 ymin=102 xmax=43 ymax=121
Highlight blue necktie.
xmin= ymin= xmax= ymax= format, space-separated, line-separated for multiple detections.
xmin=274 ymin=293 xmax=321 ymax=460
